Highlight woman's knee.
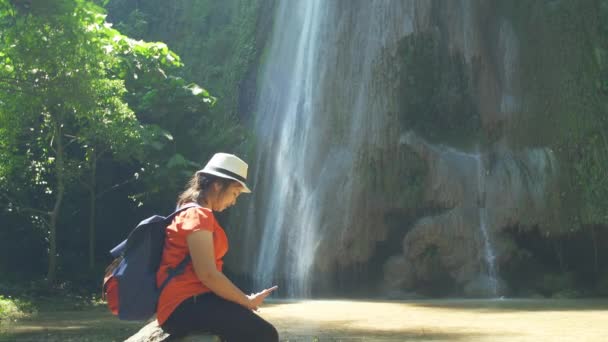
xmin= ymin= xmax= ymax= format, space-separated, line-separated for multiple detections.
xmin=244 ymin=316 xmax=278 ymax=342
xmin=259 ymin=323 xmax=279 ymax=342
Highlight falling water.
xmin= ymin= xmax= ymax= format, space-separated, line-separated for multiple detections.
xmin=434 ymin=144 xmax=500 ymax=296
xmin=248 ymin=1 xmax=422 ymax=297
xmin=475 ymin=152 xmax=499 ymax=296
xmin=249 ymin=0 xmax=326 ymax=297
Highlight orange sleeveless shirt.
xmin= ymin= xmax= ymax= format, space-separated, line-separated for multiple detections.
xmin=156 ymin=206 xmax=228 ymax=325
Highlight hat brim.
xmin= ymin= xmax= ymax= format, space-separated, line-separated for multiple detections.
xmin=196 ymin=169 xmax=251 ymax=193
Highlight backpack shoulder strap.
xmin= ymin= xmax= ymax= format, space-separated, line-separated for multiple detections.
xmin=165 ymin=202 xmax=202 ymax=223
xmin=158 ymin=202 xmax=201 ymax=291
xmin=109 ymin=203 xmax=202 ymax=258
xmin=159 ymin=254 xmax=191 ymax=291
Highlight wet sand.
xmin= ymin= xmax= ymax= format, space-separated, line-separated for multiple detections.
xmin=258 ymin=298 xmax=608 ymax=341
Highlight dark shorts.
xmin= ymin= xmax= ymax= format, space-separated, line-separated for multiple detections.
xmin=161 ymin=292 xmax=279 ymax=342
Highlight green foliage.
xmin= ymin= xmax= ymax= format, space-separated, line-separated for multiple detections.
xmin=102 ymin=1 xmax=265 ymax=207
xmin=0 ymin=0 xmax=144 ymax=184
xmin=105 ymin=0 xmax=265 ymax=122
xmin=92 ymin=15 xmax=244 ymax=202
xmin=0 ymin=0 xmax=239 ymax=283
xmin=107 ymin=35 xmax=243 ymax=203
xmin=575 ymin=133 xmax=608 ymax=223
xmin=0 ymin=0 xmax=147 ymax=282
xmin=0 ymin=295 xmax=32 ymax=322
xmin=500 ymin=0 xmax=608 ymax=227
xmin=575 ymin=0 xmax=608 ymax=225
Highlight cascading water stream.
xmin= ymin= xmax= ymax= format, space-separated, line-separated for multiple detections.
xmin=475 ymin=152 xmax=499 ymax=296
xmin=250 ymin=0 xmax=326 ymax=297
xmin=432 ymin=145 xmax=500 ymax=296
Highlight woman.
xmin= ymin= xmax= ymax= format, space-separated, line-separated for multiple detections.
xmin=156 ymin=153 xmax=279 ymax=341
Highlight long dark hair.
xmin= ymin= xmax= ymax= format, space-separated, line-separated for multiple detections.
xmin=177 ymin=172 xmax=237 ymax=207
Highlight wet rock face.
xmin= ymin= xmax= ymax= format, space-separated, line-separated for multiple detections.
xmin=383 ymin=132 xmax=560 ymax=296
xmin=464 ymin=275 xmax=509 ymax=298
xmin=243 ymin=0 xmax=567 ymax=297
xmin=376 ymin=1 xmax=568 ymax=297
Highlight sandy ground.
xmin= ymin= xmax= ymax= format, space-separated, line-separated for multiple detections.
xmin=258 ymin=299 xmax=608 ymax=342
xmin=1 ymin=298 xmax=607 ymax=341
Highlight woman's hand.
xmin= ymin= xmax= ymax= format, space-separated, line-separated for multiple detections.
xmin=246 ymin=285 xmax=278 ymax=311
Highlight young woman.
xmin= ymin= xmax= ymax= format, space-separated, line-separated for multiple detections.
xmin=156 ymin=153 xmax=279 ymax=341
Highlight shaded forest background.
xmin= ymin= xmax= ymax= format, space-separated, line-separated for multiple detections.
xmin=0 ymin=0 xmax=266 ymax=297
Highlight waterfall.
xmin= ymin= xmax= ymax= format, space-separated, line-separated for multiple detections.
xmin=248 ymin=0 xmax=326 ymax=297
xmin=243 ymin=0 xmax=557 ymax=298
xmin=475 ymin=152 xmax=499 ymax=296
xmin=247 ymin=1 xmax=422 ymax=297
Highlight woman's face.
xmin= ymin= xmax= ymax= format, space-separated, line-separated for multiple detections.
xmin=213 ymin=182 xmax=243 ymax=212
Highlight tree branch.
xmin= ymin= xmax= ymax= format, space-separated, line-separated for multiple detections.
xmin=0 ymin=192 xmax=51 ymax=217
xmin=0 ymin=83 xmax=37 ymax=96
xmin=78 ymin=177 xmax=92 ymax=191
xmin=0 ymin=75 xmax=36 ymax=84
xmin=20 ymin=206 xmax=52 ymax=217
xmin=68 ymin=175 xmax=137 ymax=217
xmin=96 ymin=176 xmax=137 ymax=199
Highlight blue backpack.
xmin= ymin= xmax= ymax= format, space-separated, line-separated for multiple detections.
xmin=103 ymin=203 xmax=201 ymax=321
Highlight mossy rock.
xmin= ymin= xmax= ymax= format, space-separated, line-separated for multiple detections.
xmin=395 ymin=31 xmax=480 ymax=148
xmin=552 ymin=289 xmax=583 ymax=299
xmin=595 ymin=273 xmax=608 ymax=296
xmin=534 ymin=272 xmax=576 ymax=297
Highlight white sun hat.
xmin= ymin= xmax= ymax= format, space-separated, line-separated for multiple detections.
xmin=196 ymin=153 xmax=252 ymax=193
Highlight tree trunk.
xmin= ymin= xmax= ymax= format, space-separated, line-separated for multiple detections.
xmin=47 ymin=120 xmax=66 ymax=284
xmin=89 ymin=151 xmax=97 ymax=270
xmin=553 ymin=239 xmax=565 ymax=272
xmin=590 ymin=225 xmax=599 ymax=275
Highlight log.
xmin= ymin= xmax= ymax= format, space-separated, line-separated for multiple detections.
xmin=124 ymin=320 xmax=220 ymax=342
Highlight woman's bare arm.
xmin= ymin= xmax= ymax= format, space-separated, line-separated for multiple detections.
xmin=187 ymin=230 xmax=253 ymax=308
